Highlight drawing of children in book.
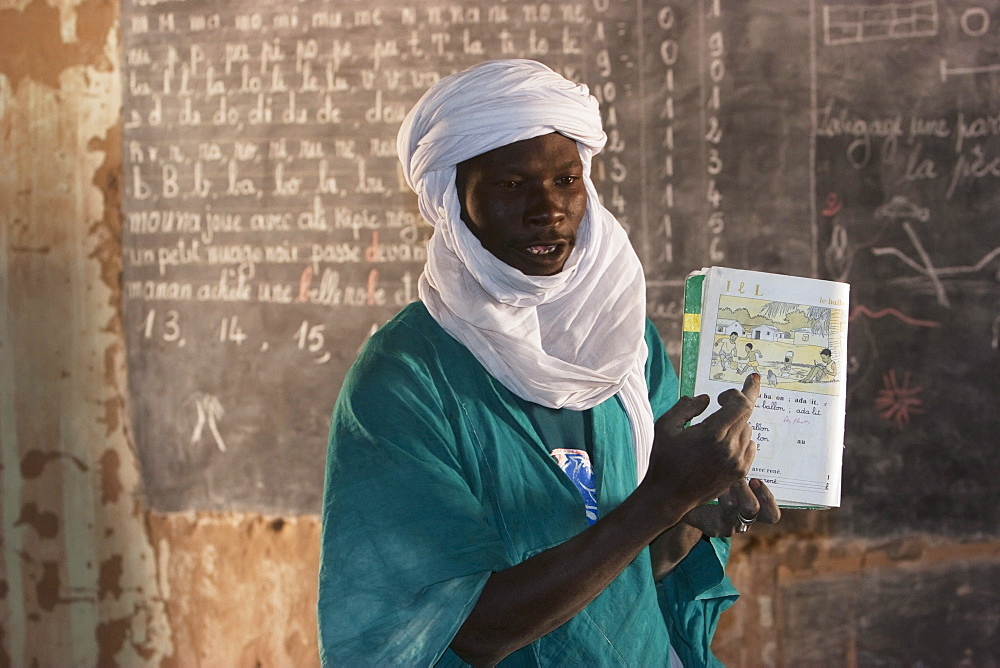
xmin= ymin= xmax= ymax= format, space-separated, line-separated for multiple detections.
xmin=802 ymin=348 xmax=837 ymax=383
xmin=713 ymin=331 xmax=740 ymax=372
xmin=738 ymin=343 xmax=763 ymax=374
xmin=780 ymin=351 xmax=801 ymax=379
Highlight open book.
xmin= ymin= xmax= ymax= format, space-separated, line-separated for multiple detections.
xmin=680 ymin=267 xmax=850 ymax=509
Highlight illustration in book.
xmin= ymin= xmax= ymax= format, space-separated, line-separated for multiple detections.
xmin=708 ymin=295 xmax=844 ymax=396
xmin=683 ymin=267 xmax=849 ymax=508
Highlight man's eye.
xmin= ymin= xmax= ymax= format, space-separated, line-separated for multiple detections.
xmin=498 ymin=180 xmax=520 ymax=189
xmin=556 ymin=176 xmax=579 ymax=186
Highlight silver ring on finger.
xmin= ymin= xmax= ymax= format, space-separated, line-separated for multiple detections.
xmin=736 ymin=511 xmax=758 ymax=533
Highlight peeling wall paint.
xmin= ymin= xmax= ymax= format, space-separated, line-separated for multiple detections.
xmin=147 ymin=513 xmax=321 ymax=667
xmin=0 ymin=0 xmax=115 ymax=90
xmin=0 ymin=0 xmax=173 ymax=662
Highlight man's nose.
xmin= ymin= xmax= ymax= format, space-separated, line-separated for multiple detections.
xmin=524 ymin=184 xmax=565 ymax=225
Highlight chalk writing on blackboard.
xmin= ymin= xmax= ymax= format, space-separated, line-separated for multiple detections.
xmin=119 ymin=1 xmax=1000 ymax=535
xmin=121 ymin=0 xmax=663 ymax=512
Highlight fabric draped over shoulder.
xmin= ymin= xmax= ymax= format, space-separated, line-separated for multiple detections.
xmin=395 ymin=59 xmax=656 ymax=481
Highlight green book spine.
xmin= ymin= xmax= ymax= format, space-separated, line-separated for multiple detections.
xmin=679 ymin=272 xmax=706 ymax=400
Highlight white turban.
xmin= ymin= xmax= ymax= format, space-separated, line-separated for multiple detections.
xmin=396 ymin=59 xmax=655 ymax=482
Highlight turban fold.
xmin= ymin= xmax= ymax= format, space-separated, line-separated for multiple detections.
xmin=396 ymin=60 xmax=656 ymax=482
xmin=398 ymin=59 xmax=606 ymax=220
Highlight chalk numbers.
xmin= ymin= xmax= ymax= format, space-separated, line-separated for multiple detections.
xmin=219 ymin=316 xmax=248 ymax=345
xmin=659 ymin=4 xmax=678 ymax=265
xmin=590 ymin=0 xmax=629 ymax=228
xmin=706 ymin=3 xmax=726 ymax=263
xmin=295 ymin=320 xmax=331 ymax=364
xmin=141 ymin=310 xmax=333 ymax=362
xmin=141 ymin=308 xmax=185 ymax=346
xmin=706 ymin=180 xmax=722 ymax=208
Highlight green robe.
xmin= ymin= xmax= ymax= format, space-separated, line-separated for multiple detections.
xmin=319 ymin=302 xmax=738 ymax=667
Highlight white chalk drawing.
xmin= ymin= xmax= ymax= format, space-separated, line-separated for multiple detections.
xmin=874 ymin=195 xmax=930 ymax=223
xmin=877 ymin=221 xmax=951 ymax=307
xmin=873 ymin=244 xmax=1000 ymax=280
xmin=870 ymin=200 xmax=1000 ymax=307
xmin=190 ymin=393 xmax=227 ymax=453
xmin=823 ymin=0 xmax=938 ymax=46
xmin=871 ymin=198 xmax=941 ymax=307
xmin=869 ymin=193 xmax=1000 ymax=308
xmin=939 ymin=58 xmax=1000 ymax=82
xmin=825 ymin=222 xmax=852 ymax=282
xmin=938 ymin=8 xmax=1000 ymax=80
xmin=959 ymin=7 xmax=991 ymax=36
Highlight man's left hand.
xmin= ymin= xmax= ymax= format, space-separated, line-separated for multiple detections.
xmin=682 ymin=478 xmax=781 ymax=537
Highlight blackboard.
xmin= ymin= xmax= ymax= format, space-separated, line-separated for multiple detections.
xmin=121 ymin=0 xmax=1000 ymax=534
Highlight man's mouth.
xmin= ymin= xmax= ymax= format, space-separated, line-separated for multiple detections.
xmin=526 ymin=244 xmax=559 ymax=255
xmin=509 ymin=237 xmax=574 ymax=274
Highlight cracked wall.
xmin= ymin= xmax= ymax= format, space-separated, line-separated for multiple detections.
xmin=0 ymin=0 xmax=174 ymax=662
xmin=0 ymin=0 xmax=324 ymax=664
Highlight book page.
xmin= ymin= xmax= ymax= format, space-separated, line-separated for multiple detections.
xmin=690 ymin=267 xmax=850 ymax=508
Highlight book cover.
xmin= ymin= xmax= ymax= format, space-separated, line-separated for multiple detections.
xmin=680 ymin=271 xmax=706 ymax=400
xmin=680 ymin=267 xmax=850 ymax=508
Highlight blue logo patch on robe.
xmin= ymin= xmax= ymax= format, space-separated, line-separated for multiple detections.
xmin=550 ymin=448 xmax=598 ymax=525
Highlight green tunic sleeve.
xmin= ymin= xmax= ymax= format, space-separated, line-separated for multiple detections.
xmin=318 ymin=317 xmax=509 ymax=666
xmin=656 ymin=537 xmax=740 ymax=667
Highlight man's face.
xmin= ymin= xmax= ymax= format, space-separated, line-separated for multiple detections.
xmin=456 ymin=132 xmax=587 ymax=276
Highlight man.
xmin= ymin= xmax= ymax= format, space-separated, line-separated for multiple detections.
xmin=318 ymin=60 xmax=779 ymax=667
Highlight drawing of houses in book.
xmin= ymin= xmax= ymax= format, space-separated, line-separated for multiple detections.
xmin=750 ymin=323 xmax=786 ymax=342
xmin=709 ymin=295 xmax=846 ymax=397
xmin=715 ymin=319 xmax=745 ymax=337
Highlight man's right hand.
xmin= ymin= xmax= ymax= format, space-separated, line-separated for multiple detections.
xmin=643 ymin=373 xmax=760 ymax=523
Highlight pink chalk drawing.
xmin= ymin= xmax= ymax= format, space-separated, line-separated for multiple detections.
xmin=874 ymin=369 xmax=924 ymax=427
xmin=850 ymin=305 xmax=942 ymax=328
xmin=822 ymin=192 xmax=843 ymax=217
